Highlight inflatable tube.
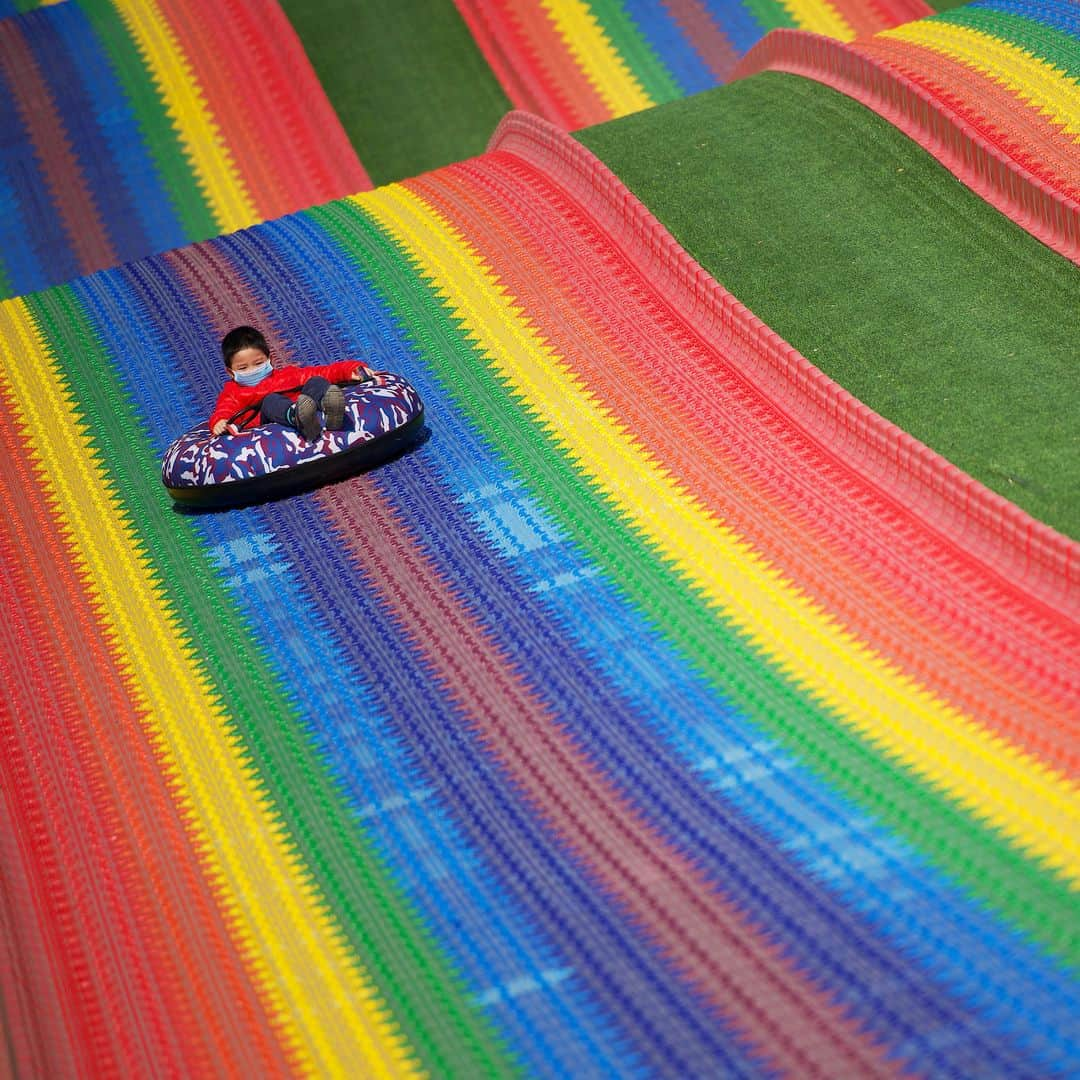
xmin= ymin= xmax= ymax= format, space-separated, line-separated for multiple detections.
xmin=162 ymin=372 xmax=424 ymax=507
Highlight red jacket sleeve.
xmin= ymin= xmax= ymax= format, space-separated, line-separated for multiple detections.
xmin=304 ymin=359 xmax=369 ymax=384
xmin=208 ymin=379 xmax=245 ymax=430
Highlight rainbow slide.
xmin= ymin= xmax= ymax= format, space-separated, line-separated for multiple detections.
xmin=0 ymin=0 xmax=368 ymax=296
xmin=1 ymin=0 xmax=1077 ymax=1076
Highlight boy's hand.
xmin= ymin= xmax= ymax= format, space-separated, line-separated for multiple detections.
xmin=211 ymin=420 xmax=239 ymax=436
xmin=352 ymin=365 xmax=374 ymax=382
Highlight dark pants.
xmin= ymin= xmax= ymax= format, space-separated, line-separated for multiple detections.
xmin=260 ymin=376 xmax=332 ymax=426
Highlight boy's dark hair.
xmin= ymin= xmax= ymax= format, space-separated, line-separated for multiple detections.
xmin=221 ymin=325 xmax=269 ymax=368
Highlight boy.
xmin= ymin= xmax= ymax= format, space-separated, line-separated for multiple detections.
xmin=210 ymin=326 xmax=373 ymax=440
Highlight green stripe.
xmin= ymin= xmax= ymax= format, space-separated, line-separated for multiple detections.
xmin=742 ymin=0 xmax=793 ymax=34
xmin=310 ymin=193 xmax=1077 ymax=974
xmin=932 ymin=6 xmax=1080 ymax=79
xmin=577 ymin=73 xmax=1080 ymax=539
xmin=79 ymin=0 xmax=218 ymax=241
xmin=585 ymin=0 xmax=682 ymax=105
xmin=277 ymin=0 xmax=510 ymax=186
xmin=28 ymin=283 xmax=517 ymax=1077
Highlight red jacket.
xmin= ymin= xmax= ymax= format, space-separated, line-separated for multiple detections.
xmin=209 ymin=361 xmax=366 ymax=430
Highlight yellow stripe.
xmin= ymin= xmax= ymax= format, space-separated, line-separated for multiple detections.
xmin=882 ymin=19 xmax=1080 ymax=138
xmin=358 ymin=183 xmax=1080 ymax=885
xmin=0 ymin=298 xmax=419 ymax=1078
xmin=111 ymin=0 xmax=259 ymax=230
xmin=781 ymin=0 xmax=856 ymax=42
xmin=539 ymin=0 xmax=653 ymax=118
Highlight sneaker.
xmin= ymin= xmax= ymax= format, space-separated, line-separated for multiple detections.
xmin=322 ymin=384 xmax=347 ymax=430
xmin=289 ymin=394 xmax=322 ymax=441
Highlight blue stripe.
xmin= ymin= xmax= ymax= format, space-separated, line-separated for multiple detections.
xmin=0 ymin=25 xmax=79 ymax=293
xmin=968 ymin=1 xmax=1080 ymax=36
xmin=619 ymin=0 xmax=716 ymax=94
xmin=701 ymin=0 xmax=773 ymax=54
xmin=24 ymin=7 xmax=144 ymax=265
xmin=45 ymin=3 xmax=185 ymax=260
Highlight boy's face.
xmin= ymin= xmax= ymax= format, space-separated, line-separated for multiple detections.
xmin=229 ymin=347 xmax=270 ymax=376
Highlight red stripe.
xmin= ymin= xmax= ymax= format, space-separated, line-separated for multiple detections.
xmin=855 ymin=36 xmax=1080 ymax=200
xmin=823 ymin=0 xmax=886 ymax=40
xmin=153 ymin=0 xmax=369 ymax=221
xmin=0 ymin=789 xmax=79 ymax=1078
xmin=402 ymin=153 xmax=1080 ymax=770
xmin=861 ymin=0 xmax=934 ymax=28
xmin=661 ymin=0 xmax=739 ymax=82
xmin=452 ymin=0 xmax=565 ymax=119
xmin=218 ymin=0 xmax=372 ymax=198
xmin=0 ymin=22 xmax=117 ymax=276
xmin=0 ymin=370 xmax=290 ymax=1075
xmin=458 ymin=0 xmax=613 ymax=128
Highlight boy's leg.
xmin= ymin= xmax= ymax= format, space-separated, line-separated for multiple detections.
xmin=259 ymin=392 xmax=293 ymax=426
xmin=300 ymin=376 xmax=330 ymax=403
xmin=322 ymin=385 xmax=347 ymax=431
xmin=302 ymin=376 xmax=347 ymax=431
xmin=261 ymin=390 xmax=322 ymax=441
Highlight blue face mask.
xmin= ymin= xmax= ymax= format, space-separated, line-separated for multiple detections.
xmin=233 ymin=359 xmax=272 ymax=387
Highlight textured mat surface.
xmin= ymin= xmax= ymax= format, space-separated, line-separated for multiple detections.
xmin=736 ymin=0 xmax=1080 ymax=261
xmin=1 ymin=113 xmax=1076 ymax=1077
xmin=0 ymin=0 xmax=369 ymax=297
xmin=453 ymin=0 xmax=932 ymax=126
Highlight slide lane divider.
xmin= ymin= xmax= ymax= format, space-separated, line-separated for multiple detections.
xmin=499 ymin=110 xmax=1079 ymax=614
xmin=733 ymin=27 xmax=1080 ymax=263
xmin=864 ymin=18 xmax=1080 ymax=195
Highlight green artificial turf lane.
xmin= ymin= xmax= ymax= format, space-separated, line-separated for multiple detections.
xmin=576 ymin=73 xmax=1080 ymax=539
xmin=278 ymin=0 xmax=511 ymax=186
